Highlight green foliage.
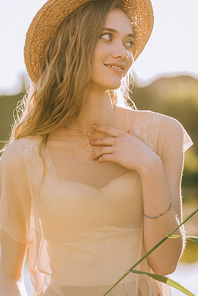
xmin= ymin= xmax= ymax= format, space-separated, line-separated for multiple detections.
xmin=0 ymin=92 xmax=23 ymax=151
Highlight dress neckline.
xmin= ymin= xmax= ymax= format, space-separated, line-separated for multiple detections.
xmin=45 ymin=170 xmax=136 ymax=191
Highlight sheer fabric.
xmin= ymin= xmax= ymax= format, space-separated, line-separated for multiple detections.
xmin=0 ymin=108 xmax=193 ymax=296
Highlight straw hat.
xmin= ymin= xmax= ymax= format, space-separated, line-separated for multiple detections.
xmin=24 ymin=0 xmax=154 ymax=82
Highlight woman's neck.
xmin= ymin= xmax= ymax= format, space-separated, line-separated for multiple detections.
xmin=67 ymin=89 xmax=115 ymax=133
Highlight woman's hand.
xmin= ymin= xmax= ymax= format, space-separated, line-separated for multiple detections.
xmin=91 ymin=124 xmax=159 ymax=174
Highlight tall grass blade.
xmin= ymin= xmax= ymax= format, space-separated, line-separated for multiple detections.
xmin=131 ymin=270 xmax=195 ymax=296
xmin=168 ymin=235 xmax=183 ymax=239
xmin=189 ymin=236 xmax=198 ymax=244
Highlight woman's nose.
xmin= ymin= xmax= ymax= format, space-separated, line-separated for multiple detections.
xmin=111 ymin=42 xmax=129 ymax=60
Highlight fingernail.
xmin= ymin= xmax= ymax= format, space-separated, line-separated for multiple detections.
xmin=93 ymin=124 xmax=97 ymax=129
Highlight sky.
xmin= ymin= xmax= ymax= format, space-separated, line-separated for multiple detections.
xmin=0 ymin=0 xmax=198 ymax=95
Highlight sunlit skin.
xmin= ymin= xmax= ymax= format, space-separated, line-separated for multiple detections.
xmin=90 ymin=8 xmax=134 ymax=92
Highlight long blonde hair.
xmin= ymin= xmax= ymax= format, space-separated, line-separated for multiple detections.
xmin=10 ymin=0 xmax=133 ymax=146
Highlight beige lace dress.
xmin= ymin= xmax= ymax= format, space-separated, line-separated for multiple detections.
xmin=0 ymin=108 xmax=192 ymax=296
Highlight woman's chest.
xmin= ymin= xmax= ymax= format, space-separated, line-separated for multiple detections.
xmin=35 ymin=171 xmax=143 ymax=238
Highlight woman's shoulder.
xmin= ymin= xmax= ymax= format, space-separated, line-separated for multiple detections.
xmin=116 ymin=106 xmax=192 ymax=152
xmin=131 ymin=109 xmax=185 ymax=137
xmin=129 ymin=109 xmax=192 ymax=153
xmin=117 ymin=106 xmax=183 ymax=131
xmin=13 ymin=135 xmax=42 ymax=149
xmin=1 ymin=136 xmax=47 ymax=189
xmin=130 ymin=109 xmax=188 ymax=147
xmin=1 ymin=136 xmax=42 ymax=167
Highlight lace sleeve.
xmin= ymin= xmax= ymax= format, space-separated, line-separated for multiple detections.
xmin=133 ymin=110 xmax=162 ymax=153
xmin=157 ymin=115 xmax=193 ymax=163
xmin=133 ymin=111 xmax=193 ymax=159
xmin=14 ymin=137 xmax=57 ymax=189
xmin=0 ymin=144 xmax=32 ymax=244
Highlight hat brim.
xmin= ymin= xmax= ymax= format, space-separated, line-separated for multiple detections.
xmin=24 ymin=0 xmax=154 ymax=82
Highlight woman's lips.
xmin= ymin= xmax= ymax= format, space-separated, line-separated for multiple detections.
xmin=104 ymin=63 xmax=125 ymax=74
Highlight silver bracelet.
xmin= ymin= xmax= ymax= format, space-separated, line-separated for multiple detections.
xmin=143 ymin=198 xmax=173 ymax=219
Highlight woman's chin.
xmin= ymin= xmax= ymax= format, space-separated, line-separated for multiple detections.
xmin=105 ymin=80 xmax=122 ymax=91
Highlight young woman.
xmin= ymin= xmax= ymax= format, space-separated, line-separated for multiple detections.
xmin=0 ymin=0 xmax=193 ymax=295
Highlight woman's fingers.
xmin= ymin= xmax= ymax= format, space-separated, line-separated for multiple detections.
xmin=90 ymin=125 xmax=140 ymax=167
xmin=90 ymin=137 xmax=114 ymax=146
xmin=97 ymin=154 xmax=115 ymax=163
xmin=93 ymin=124 xmax=125 ymax=137
xmin=92 ymin=146 xmax=114 ymax=160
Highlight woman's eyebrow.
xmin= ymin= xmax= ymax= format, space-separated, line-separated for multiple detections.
xmin=103 ymin=27 xmax=134 ymax=39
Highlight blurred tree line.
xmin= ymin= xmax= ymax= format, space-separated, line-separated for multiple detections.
xmin=0 ymin=75 xmax=197 ymax=200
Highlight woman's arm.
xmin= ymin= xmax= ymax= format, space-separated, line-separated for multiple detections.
xmin=140 ymin=117 xmax=185 ymax=275
xmin=91 ymin=118 xmax=186 ymax=275
xmin=0 ymin=145 xmax=32 ymax=295
xmin=0 ymin=230 xmax=28 ymax=296
xmin=139 ymin=153 xmax=183 ymax=275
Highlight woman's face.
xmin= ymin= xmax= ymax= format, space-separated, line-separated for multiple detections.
xmin=90 ymin=9 xmax=134 ymax=92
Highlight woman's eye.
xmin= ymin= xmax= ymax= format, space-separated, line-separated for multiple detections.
xmin=125 ymin=40 xmax=134 ymax=48
xmin=101 ymin=33 xmax=112 ymax=41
